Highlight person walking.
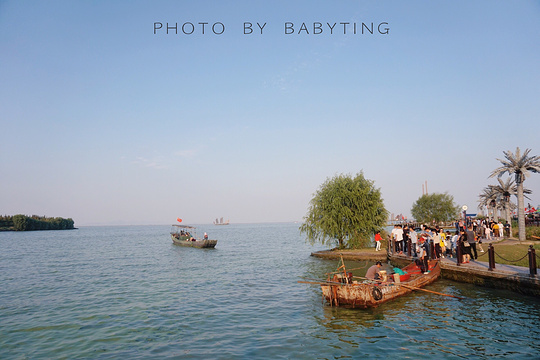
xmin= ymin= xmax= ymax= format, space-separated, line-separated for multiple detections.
xmin=374 ymin=232 xmax=382 ymax=251
xmin=466 ymin=225 xmax=478 ymax=260
xmin=459 ymin=229 xmax=471 ymax=263
xmin=492 ymin=222 xmax=499 ymax=238
xmin=485 ymin=225 xmax=492 ymax=241
xmin=498 ymin=221 xmax=504 ymax=237
xmin=504 ymin=221 xmax=511 ymax=238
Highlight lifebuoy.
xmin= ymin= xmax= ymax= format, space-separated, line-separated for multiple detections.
xmin=372 ymin=287 xmax=383 ymax=301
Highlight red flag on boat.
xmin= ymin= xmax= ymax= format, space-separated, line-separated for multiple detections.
xmin=177 ymin=218 xmax=182 ymax=223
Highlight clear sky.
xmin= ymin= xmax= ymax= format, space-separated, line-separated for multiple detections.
xmin=1 ymin=1 xmax=539 ymax=226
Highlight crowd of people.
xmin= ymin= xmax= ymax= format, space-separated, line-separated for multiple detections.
xmin=386 ymin=218 xmax=511 ymax=264
xmin=365 ymin=218 xmax=513 ymax=281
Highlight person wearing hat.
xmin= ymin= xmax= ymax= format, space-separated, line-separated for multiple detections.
xmin=366 ymin=261 xmax=383 ymax=280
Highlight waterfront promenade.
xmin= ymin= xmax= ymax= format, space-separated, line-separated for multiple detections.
xmin=440 ymin=256 xmax=539 ymax=295
xmin=390 ymin=235 xmax=539 ymax=296
xmin=312 ymin=237 xmax=540 ymax=297
xmin=389 ymin=250 xmax=540 ymax=297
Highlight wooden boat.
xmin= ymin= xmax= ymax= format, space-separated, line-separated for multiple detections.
xmin=319 ymin=259 xmax=441 ymax=308
xmin=170 ymin=224 xmax=217 ymax=248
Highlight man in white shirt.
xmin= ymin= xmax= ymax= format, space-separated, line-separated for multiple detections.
xmin=394 ymin=225 xmax=404 ymax=254
xmin=409 ymin=228 xmax=418 ymax=256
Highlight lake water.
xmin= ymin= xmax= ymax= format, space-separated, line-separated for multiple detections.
xmin=1 ymin=223 xmax=539 ymax=359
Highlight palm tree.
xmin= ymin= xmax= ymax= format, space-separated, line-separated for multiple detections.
xmin=478 ymin=186 xmax=499 ymax=221
xmin=490 ymin=147 xmax=540 ymax=241
xmin=490 ymin=178 xmax=515 ymax=226
xmin=489 ymin=178 xmax=531 ymax=231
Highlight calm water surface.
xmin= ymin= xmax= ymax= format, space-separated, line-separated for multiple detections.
xmin=1 ymin=223 xmax=539 ymax=359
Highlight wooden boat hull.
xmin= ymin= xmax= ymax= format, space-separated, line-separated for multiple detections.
xmin=321 ymin=261 xmax=440 ymax=308
xmin=171 ymin=235 xmax=217 ymax=248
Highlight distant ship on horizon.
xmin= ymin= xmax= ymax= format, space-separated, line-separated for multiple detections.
xmin=213 ymin=217 xmax=230 ymax=226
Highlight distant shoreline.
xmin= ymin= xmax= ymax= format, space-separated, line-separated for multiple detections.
xmin=0 ymin=215 xmax=75 ymax=232
xmin=0 ymin=227 xmax=78 ymax=232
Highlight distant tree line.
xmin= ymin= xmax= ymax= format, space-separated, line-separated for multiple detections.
xmin=0 ymin=215 xmax=75 ymax=231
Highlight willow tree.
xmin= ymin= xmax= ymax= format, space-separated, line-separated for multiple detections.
xmin=490 ymin=147 xmax=540 ymax=242
xmin=300 ymin=172 xmax=388 ymax=249
xmin=411 ymin=193 xmax=460 ymax=224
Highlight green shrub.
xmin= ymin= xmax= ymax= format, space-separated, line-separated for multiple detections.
xmin=526 ymin=227 xmax=540 ymax=240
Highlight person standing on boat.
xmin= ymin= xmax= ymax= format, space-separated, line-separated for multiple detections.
xmin=417 ymin=242 xmax=429 ymax=274
xmin=366 ymin=261 xmax=383 ymax=280
xmin=421 ymin=225 xmax=432 ymax=259
xmin=204 ymin=232 xmax=208 ymax=240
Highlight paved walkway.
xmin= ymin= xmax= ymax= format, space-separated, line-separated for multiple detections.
xmin=440 ymin=256 xmax=533 ymax=276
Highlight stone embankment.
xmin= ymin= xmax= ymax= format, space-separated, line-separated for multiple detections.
xmin=388 ymin=251 xmax=540 ymax=297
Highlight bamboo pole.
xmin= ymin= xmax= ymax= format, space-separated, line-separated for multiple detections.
xmin=298 ymin=278 xmax=353 ymax=286
xmin=399 ymin=283 xmax=464 ymax=300
xmin=325 ymin=266 xmax=367 ymax=275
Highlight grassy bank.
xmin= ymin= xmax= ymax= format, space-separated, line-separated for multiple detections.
xmin=491 ymin=242 xmax=540 ymax=269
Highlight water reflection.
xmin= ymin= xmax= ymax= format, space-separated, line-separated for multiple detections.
xmin=301 ymin=256 xmax=540 ymax=359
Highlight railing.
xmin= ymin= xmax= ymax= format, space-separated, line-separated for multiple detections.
xmin=388 ymin=237 xmax=539 ymax=277
xmin=484 ymin=244 xmax=538 ymax=276
xmin=453 ymin=242 xmax=538 ymax=276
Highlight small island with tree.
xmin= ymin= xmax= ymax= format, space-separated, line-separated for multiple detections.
xmin=0 ymin=215 xmax=75 ymax=231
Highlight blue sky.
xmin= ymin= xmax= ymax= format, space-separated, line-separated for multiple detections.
xmin=1 ymin=1 xmax=539 ymax=226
